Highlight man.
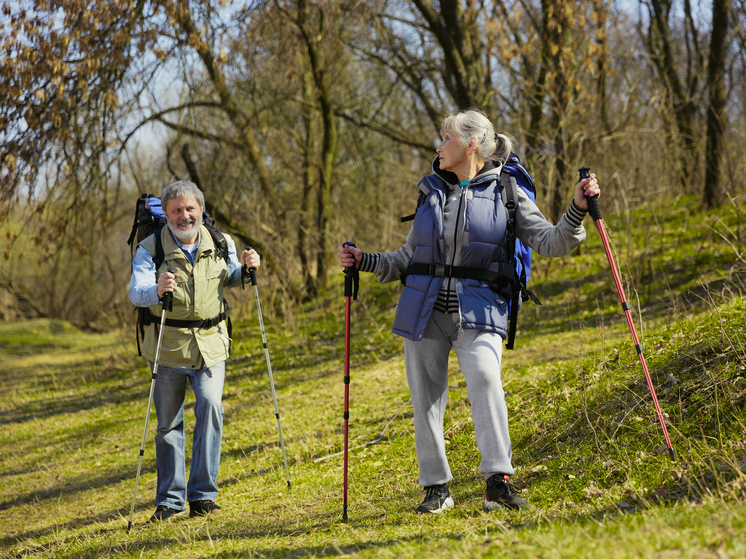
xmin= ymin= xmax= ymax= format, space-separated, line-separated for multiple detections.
xmin=128 ymin=180 xmax=259 ymax=522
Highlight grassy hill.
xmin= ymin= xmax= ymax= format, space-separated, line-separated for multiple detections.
xmin=1 ymin=194 xmax=745 ymax=558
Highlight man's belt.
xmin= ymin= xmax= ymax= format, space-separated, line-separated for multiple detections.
xmin=404 ymin=263 xmax=517 ymax=283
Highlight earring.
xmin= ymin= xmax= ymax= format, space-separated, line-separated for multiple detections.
xmin=468 ymin=153 xmax=472 ymax=161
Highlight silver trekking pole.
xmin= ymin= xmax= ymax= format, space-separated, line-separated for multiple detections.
xmin=242 ymin=247 xmax=291 ymax=489
xmin=127 ymin=271 xmax=174 ymax=532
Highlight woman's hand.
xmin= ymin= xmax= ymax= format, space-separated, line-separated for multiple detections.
xmin=573 ymin=173 xmax=600 ymax=211
xmin=337 ymin=243 xmax=362 ymax=269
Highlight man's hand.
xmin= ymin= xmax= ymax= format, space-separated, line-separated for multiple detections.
xmin=157 ymin=270 xmax=178 ymax=299
xmin=241 ymin=248 xmax=261 ymax=269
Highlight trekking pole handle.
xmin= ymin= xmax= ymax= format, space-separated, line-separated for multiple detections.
xmin=342 ymin=242 xmax=358 ymax=299
xmin=242 ymin=246 xmax=257 ymax=288
xmin=161 ymin=269 xmax=175 ymax=312
xmin=579 ymin=167 xmax=602 ymax=222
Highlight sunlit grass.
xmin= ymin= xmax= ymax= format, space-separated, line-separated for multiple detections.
xmin=1 ymin=196 xmax=746 ymax=558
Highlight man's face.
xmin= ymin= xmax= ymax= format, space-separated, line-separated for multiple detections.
xmin=165 ymin=195 xmax=203 ymax=243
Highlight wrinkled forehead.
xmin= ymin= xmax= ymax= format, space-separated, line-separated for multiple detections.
xmin=164 ymin=195 xmax=202 ymax=213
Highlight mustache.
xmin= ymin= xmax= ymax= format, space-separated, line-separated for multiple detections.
xmin=176 ymin=218 xmax=197 ymax=227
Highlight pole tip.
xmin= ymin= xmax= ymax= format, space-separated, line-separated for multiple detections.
xmin=667 ymin=447 xmax=675 ymax=460
xmin=126 ymin=521 xmax=132 ymax=533
xmin=287 ymin=480 xmax=292 ymax=490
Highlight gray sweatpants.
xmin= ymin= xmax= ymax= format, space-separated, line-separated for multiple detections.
xmin=403 ymin=310 xmax=514 ymax=487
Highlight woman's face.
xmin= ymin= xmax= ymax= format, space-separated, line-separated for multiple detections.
xmin=437 ymin=131 xmax=469 ymax=173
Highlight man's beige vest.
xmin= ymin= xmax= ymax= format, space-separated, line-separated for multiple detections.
xmin=139 ymin=225 xmax=233 ymax=369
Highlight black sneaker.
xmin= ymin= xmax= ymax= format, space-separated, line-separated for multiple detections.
xmin=485 ymin=474 xmax=530 ymax=511
xmin=149 ymin=505 xmax=183 ymax=522
xmin=189 ymin=499 xmax=222 ymax=518
xmin=416 ymin=484 xmax=454 ymax=514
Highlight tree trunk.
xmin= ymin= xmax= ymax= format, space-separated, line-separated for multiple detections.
xmin=410 ymin=0 xmax=491 ymax=109
xmin=703 ymin=0 xmax=731 ymax=209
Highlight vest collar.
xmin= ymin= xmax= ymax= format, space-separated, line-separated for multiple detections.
xmin=431 ymin=156 xmax=503 ymax=187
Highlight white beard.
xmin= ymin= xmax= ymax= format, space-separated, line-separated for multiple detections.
xmin=167 ymin=215 xmax=202 ymax=242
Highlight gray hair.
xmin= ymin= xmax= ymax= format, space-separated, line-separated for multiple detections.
xmin=161 ymin=180 xmax=205 ymax=212
xmin=440 ymin=109 xmax=513 ymax=164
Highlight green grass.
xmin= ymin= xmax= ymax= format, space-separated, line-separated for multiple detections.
xmin=1 ymin=194 xmax=746 ymax=558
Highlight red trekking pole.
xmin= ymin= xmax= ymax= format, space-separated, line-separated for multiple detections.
xmin=580 ymin=167 xmax=674 ymax=459
xmin=341 ymin=241 xmax=359 ymax=522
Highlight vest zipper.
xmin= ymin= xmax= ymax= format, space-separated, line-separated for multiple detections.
xmin=444 ymin=184 xmax=466 ymax=312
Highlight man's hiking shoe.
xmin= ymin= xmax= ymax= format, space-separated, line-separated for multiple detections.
xmin=485 ymin=474 xmax=530 ymax=511
xmin=189 ymin=500 xmax=222 ymax=518
xmin=149 ymin=505 xmax=183 ymax=522
xmin=416 ymin=484 xmax=454 ymax=514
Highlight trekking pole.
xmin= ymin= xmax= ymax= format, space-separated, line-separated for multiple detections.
xmin=580 ymin=167 xmax=675 ymax=459
xmin=127 ymin=270 xmax=174 ymax=533
xmin=242 ymin=246 xmax=291 ymax=490
xmin=341 ymin=241 xmax=359 ymax=522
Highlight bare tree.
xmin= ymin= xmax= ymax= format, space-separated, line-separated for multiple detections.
xmin=703 ymin=0 xmax=731 ymax=208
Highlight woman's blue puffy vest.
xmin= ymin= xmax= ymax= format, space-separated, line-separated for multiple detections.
xmin=392 ymin=171 xmax=511 ymax=341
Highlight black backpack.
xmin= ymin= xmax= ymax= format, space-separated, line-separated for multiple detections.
xmin=127 ymin=193 xmax=232 ymax=356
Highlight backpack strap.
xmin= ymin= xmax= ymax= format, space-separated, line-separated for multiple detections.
xmin=140 ymin=305 xmax=230 ymax=330
xmin=400 ymin=181 xmax=432 ymax=223
xmin=204 ymin=223 xmax=229 ymax=263
xmin=500 ymin=171 xmax=517 ymax=263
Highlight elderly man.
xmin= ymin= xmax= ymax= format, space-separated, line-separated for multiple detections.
xmin=129 ymin=180 xmax=259 ymax=522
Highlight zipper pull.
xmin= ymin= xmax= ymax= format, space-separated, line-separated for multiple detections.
xmin=458 ymin=322 xmax=465 ymax=348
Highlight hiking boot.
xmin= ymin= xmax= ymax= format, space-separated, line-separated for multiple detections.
xmin=416 ymin=484 xmax=454 ymax=514
xmin=485 ymin=474 xmax=530 ymax=511
xmin=189 ymin=499 xmax=222 ymax=518
xmin=149 ymin=505 xmax=183 ymax=523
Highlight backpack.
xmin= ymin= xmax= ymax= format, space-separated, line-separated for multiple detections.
xmin=127 ymin=193 xmax=232 ymax=356
xmin=500 ymin=153 xmax=540 ymax=349
xmin=400 ymin=153 xmax=540 ymax=349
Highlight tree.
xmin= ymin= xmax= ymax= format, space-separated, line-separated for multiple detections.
xmin=640 ymin=0 xmax=704 ymax=188
xmin=703 ymin=0 xmax=731 ymax=208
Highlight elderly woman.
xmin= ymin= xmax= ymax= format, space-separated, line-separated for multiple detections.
xmin=338 ymin=109 xmax=600 ymax=513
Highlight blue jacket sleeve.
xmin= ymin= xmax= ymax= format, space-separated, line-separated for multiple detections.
xmin=224 ymin=237 xmax=243 ymax=287
xmin=128 ymin=246 xmax=160 ymax=308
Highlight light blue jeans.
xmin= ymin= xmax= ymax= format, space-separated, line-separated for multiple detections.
xmin=151 ymin=361 xmax=225 ymax=510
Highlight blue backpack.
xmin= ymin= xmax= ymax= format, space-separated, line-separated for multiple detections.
xmin=501 ymin=153 xmax=541 ymax=349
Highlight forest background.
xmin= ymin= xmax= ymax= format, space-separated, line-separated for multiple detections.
xmin=0 ymin=0 xmax=741 ymax=328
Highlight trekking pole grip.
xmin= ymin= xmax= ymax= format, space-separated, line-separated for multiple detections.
xmin=243 ymin=246 xmax=257 ymax=288
xmin=342 ymin=242 xmax=357 ymax=299
xmin=162 ymin=269 xmax=175 ymax=312
xmin=579 ymin=167 xmax=602 ymax=222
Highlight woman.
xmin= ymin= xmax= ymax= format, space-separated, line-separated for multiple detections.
xmin=337 ymin=109 xmax=600 ymax=513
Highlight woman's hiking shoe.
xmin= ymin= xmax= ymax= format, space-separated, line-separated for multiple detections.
xmin=189 ymin=500 xmax=222 ymax=518
xmin=485 ymin=474 xmax=530 ymax=511
xmin=149 ymin=505 xmax=183 ymax=522
xmin=416 ymin=484 xmax=454 ymax=514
